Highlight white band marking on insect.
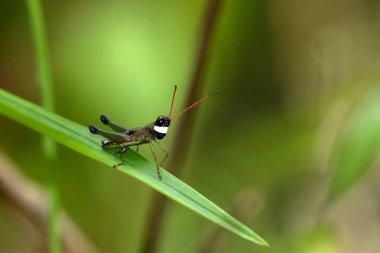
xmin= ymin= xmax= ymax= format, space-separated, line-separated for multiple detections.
xmin=154 ymin=126 xmax=168 ymax=134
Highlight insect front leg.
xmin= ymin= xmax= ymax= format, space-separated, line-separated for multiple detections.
xmin=149 ymin=141 xmax=161 ymax=180
xmin=154 ymin=140 xmax=168 ymax=167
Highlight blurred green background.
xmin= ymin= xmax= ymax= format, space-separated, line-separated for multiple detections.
xmin=1 ymin=0 xmax=380 ymax=252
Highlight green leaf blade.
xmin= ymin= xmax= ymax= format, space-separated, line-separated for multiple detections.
xmin=0 ymin=88 xmax=268 ymax=246
xmin=328 ymin=86 xmax=380 ymax=201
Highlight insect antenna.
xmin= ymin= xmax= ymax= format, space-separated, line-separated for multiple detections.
xmin=168 ymin=85 xmax=178 ymax=119
xmin=170 ymin=91 xmax=219 ymax=121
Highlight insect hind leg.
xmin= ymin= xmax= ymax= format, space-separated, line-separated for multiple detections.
xmin=89 ymin=124 xmax=126 ymax=142
xmin=112 ymin=146 xmax=129 ymax=169
xmin=89 ymin=124 xmax=130 ymax=169
xmin=100 ymin=114 xmax=128 ymax=132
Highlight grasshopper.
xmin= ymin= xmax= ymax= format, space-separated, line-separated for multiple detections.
xmin=89 ymin=86 xmax=217 ymax=179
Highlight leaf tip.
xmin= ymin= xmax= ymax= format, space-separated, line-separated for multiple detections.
xmin=246 ymin=233 xmax=269 ymax=247
xmin=256 ymin=237 xmax=270 ymax=247
xmin=261 ymin=240 xmax=270 ymax=247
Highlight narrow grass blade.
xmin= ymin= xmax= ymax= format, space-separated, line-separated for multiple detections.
xmin=25 ymin=0 xmax=60 ymax=251
xmin=0 ymin=88 xmax=268 ymax=246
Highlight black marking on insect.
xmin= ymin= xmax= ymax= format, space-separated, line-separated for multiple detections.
xmin=89 ymin=86 xmax=218 ymax=180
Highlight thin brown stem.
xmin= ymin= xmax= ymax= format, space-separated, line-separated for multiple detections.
xmin=0 ymin=151 xmax=98 ymax=253
xmin=140 ymin=0 xmax=224 ymax=252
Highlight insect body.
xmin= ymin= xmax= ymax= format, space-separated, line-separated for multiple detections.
xmin=89 ymin=86 xmax=217 ymax=179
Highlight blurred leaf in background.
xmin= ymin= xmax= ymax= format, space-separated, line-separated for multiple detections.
xmin=328 ymin=85 xmax=380 ymax=201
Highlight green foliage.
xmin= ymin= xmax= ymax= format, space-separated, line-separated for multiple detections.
xmin=24 ymin=0 xmax=60 ymax=251
xmin=328 ymin=86 xmax=380 ymax=201
xmin=0 ymin=88 xmax=268 ymax=246
xmin=289 ymin=226 xmax=337 ymax=253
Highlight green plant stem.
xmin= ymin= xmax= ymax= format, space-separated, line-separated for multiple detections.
xmin=47 ymin=159 xmax=60 ymax=253
xmin=24 ymin=0 xmax=60 ymax=252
